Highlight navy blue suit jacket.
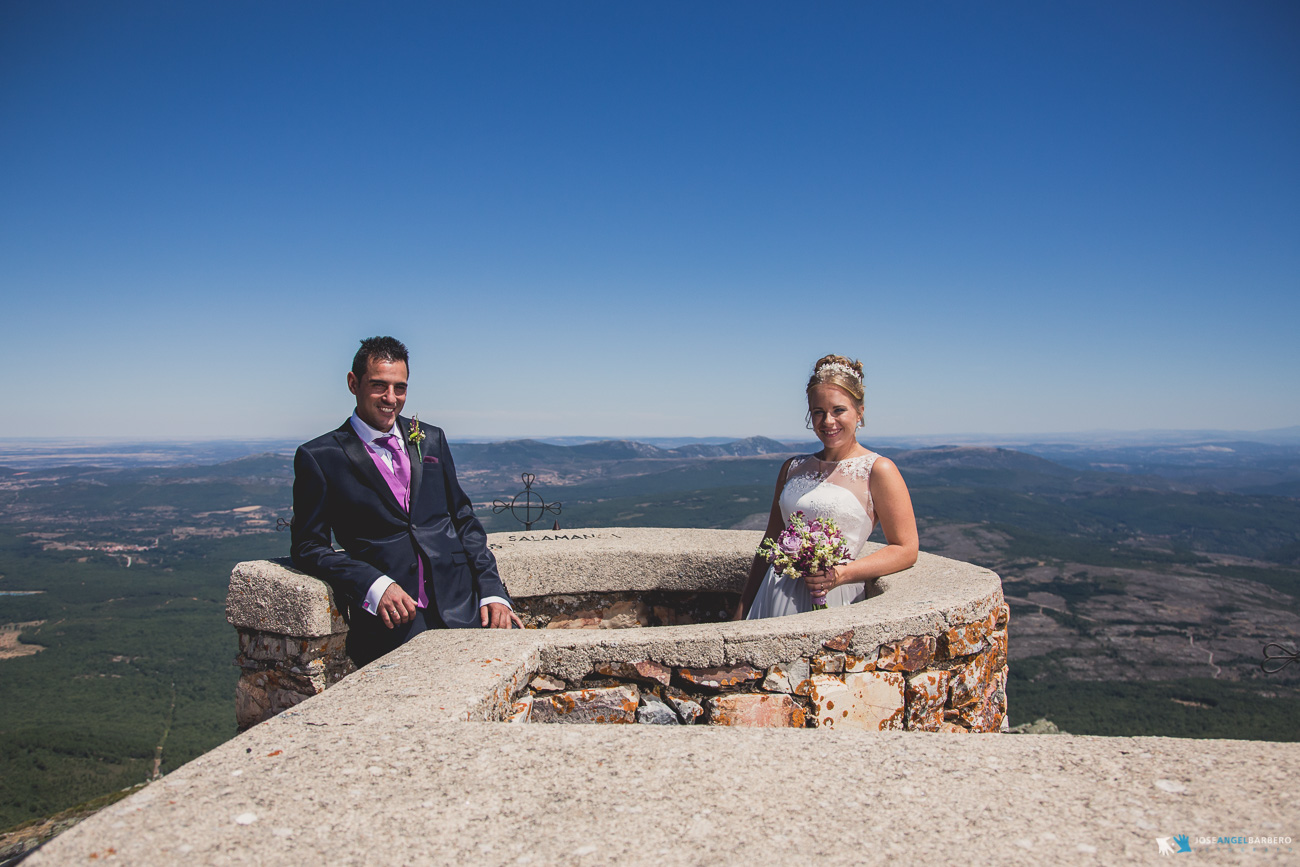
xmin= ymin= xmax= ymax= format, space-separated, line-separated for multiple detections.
xmin=290 ymin=418 xmax=508 ymax=631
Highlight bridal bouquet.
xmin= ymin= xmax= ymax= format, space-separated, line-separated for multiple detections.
xmin=758 ymin=511 xmax=853 ymax=610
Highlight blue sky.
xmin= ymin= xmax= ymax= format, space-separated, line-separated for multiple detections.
xmin=2 ymin=1 xmax=1297 ymax=441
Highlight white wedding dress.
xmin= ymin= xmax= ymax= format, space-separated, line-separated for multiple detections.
xmin=746 ymin=451 xmax=880 ymax=619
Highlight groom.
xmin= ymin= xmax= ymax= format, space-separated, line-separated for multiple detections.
xmin=291 ymin=336 xmax=519 ymax=667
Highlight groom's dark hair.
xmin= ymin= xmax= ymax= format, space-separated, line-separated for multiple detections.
xmin=352 ymin=336 xmax=409 ymax=379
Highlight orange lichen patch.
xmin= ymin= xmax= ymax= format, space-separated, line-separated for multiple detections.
xmin=810 ymin=652 xmax=845 ymax=674
xmin=759 ymin=662 xmax=801 ymax=692
xmin=504 ymin=696 xmax=530 ymax=722
xmin=940 ymin=615 xmax=993 ymax=658
xmin=993 ymin=602 xmax=1010 ymax=629
xmin=707 ymin=693 xmax=806 ymax=727
xmin=903 ymin=669 xmax=951 ymax=732
xmin=676 ymin=664 xmax=762 ymax=691
xmin=808 ymin=672 xmax=905 ymax=731
xmin=987 ymin=629 xmax=1008 ymax=670
xmin=956 ymin=670 xmax=1007 ymax=733
xmin=543 ymin=600 xmax=652 ymax=630
xmin=594 ymin=660 xmax=671 ymax=686
xmin=948 ymin=649 xmax=995 ymax=709
xmin=843 ymin=653 xmax=876 ymax=673
xmin=822 ymin=629 xmax=855 ymax=652
xmin=543 ymin=610 xmax=604 ymax=629
xmin=875 ymin=635 xmax=935 ymax=672
xmin=529 ymin=674 xmax=566 ymax=692
xmin=530 ymin=685 xmax=639 ymax=724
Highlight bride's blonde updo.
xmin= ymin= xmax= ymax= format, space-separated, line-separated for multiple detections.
xmin=806 ymin=354 xmax=865 ymax=407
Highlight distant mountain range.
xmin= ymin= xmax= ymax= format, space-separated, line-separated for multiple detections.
xmin=450 ymin=436 xmax=795 ymax=491
xmin=2 ymin=433 xmax=1298 ymax=497
xmin=871 ymin=425 xmax=1300 ymax=448
xmin=455 ymin=435 xmax=790 ymax=462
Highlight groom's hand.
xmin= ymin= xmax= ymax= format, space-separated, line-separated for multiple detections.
xmin=481 ymin=602 xmax=524 ymax=629
xmin=378 ymin=584 xmax=418 ymax=629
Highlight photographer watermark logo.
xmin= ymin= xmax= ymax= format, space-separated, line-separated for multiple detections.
xmin=1155 ymin=835 xmax=1191 ymax=855
xmin=1158 ymin=834 xmax=1293 ymax=855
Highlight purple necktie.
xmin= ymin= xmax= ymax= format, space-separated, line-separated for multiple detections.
xmin=377 ymin=435 xmax=411 ymax=499
xmin=374 ymin=434 xmax=426 ymax=608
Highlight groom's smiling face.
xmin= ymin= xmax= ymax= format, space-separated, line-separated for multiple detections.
xmin=348 ymin=358 xmax=408 ymax=432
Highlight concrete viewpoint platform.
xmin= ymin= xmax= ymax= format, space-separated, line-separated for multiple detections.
xmin=27 ymin=628 xmax=1300 ymax=865
xmin=27 ymin=530 xmax=1300 ymax=865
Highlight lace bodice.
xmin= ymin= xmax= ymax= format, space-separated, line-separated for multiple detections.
xmin=778 ymin=452 xmax=879 ymax=558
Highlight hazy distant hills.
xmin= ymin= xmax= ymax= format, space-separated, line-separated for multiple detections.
xmin=667 ymin=436 xmax=792 ymax=457
xmin=451 ymin=436 xmax=794 ymax=490
xmin=1015 ymin=441 xmax=1300 ymax=496
xmin=891 ymin=446 xmax=1082 ymax=477
xmin=456 ymin=435 xmax=789 ymax=463
xmin=5 ymin=435 xmax=1298 ymax=499
xmin=872 ymin=424 xmax=1300 ymax=448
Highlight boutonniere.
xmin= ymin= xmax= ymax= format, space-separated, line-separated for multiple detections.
xmin=407 ymin=414 xmax=427 ymax=459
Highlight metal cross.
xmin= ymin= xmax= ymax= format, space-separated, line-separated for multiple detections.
xmin=1261 ymin=642 xmax=1299 ymax=674
xmin=492 ymin=473 xmax=561 ymax=531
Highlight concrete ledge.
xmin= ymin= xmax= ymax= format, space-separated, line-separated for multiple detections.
xmin=225 ymin=528 xmax=1000 ymax=639
xmin=29 ymin=622 xmax=1300 ymax=865
xmin=225 ymin=528 xmax=761 ymax=637
xmin=224 ymin=529 xmax=1008 ymax=729
xmin=521 ymin=549 xmax=1002 ymax=678
xmin=490 ymin=527 xmax=759 ymax=596
xmin=226 ymin=559 xmax=347 ymax=638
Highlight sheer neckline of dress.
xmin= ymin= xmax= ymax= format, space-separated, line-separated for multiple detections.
xmin=809 ymin=450 xmax=873 ymax=465
xmin=793 ymin=451 xmax=879 ymax=485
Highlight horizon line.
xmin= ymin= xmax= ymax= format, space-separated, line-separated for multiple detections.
xmin=1 ymin=423 xmax=1299 ymax=446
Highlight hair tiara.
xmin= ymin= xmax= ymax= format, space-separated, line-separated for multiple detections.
xmin=815 ymin=361 xmax=862 ymax=383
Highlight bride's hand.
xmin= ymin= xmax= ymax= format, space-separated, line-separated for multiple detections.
xmin=804 ymin=566 xmax=840 ymax=597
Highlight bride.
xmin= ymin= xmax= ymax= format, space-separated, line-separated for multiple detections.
xmin=735 ymin=355 xmax=919 ymax=619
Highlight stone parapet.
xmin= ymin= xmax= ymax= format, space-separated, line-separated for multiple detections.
xmin=226 ymin=559 xmax=353 ymax=729
xmin=226 ymin=558 xmax=348 ymax=637
xmin=225 ymin=528 xmax=760 ymax=728
xmin=511 ymin=609 xmax=1009 ymax=732
xmin=487 ymin=527 xmax=758 ymax=595
xmin=225 ymin=528 xmax=1009 ymax=732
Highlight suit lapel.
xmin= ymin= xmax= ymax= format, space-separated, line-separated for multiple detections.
xmin=335 ymin=421 xmax=407 ymax=518
xmin=404 ymin=416 xmax=424 ymax=507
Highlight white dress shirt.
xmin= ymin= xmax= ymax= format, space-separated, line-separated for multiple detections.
xmin=348 ymin=412 xmax=510 ymax=617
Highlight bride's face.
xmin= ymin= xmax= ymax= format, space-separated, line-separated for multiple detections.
xmin=808 ymin=385 xmax=861 ymax=450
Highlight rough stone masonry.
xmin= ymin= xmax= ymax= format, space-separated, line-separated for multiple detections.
xmin=514 ymin=602 xmax=1009 ymax=733
xmin=226 ymin=528 xmax=1008 ymax=733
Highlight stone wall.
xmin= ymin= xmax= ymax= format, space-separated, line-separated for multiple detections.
xmin=226 ymin=560 xmax=354 ymax=728
xmin=226 ymin=527 xmax=1008 ymax=733
xmin=225 ymin=528 xmax=756 ymax=728
xmin=513 ymin=602 xmax=1010 ymax=732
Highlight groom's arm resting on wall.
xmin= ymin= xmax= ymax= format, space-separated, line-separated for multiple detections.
xmin=290 ymin=444 xmax=387 ymax=608
xmin=433 ymin=426 xmax=518 ymax=628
